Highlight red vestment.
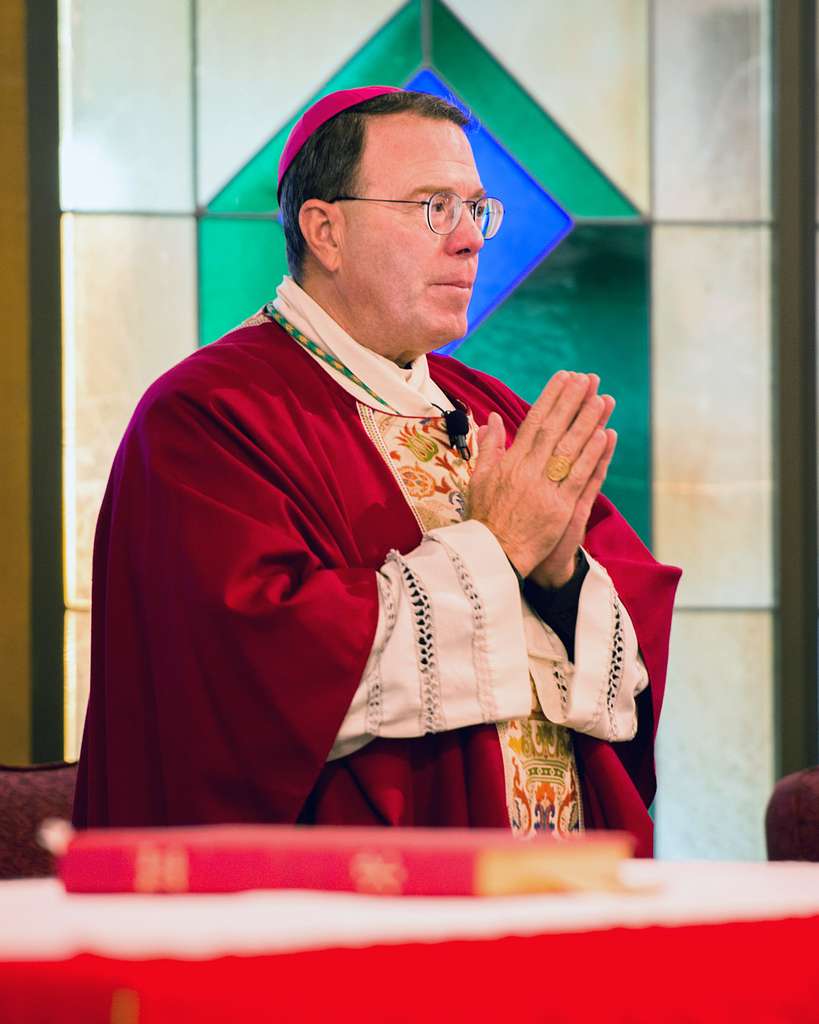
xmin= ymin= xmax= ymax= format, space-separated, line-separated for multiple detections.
xmin=73 ymin=319 xmax=680 ymax=856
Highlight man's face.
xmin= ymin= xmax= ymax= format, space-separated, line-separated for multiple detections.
xmin=335 ymin=112 xmax=485 ymax=361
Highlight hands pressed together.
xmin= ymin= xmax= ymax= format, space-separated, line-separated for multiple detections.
xmin=468 ymin=371 xmax=617 ymax=589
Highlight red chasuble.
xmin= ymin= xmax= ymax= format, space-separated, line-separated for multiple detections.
xmin=73 ymin=319 xmax=680 ymax=856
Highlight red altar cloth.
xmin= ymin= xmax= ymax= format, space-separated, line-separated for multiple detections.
xmin=2 ymin=915 xmax=819 ymax=1023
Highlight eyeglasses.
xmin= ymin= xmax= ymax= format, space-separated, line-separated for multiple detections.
xmin=330 ymin=190 xmax=505 ymax=239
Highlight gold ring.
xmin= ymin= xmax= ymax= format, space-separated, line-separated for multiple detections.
xmin=546 ymin=454 xmax=572 ymax=482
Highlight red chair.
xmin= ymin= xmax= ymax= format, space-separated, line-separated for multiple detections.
xmin=0 ymin=762 xmax=78 ymax=878
xmin=766 ymin=766 xmax=819 ymax=861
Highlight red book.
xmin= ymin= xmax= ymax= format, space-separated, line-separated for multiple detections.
xmin=54 ymin=825 xmax=634 ymax=896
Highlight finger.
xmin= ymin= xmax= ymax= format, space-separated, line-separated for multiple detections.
xmin=513 ymin=370 xmax=572 ymax=451
xmin=561 ymin=426 xmax=608 ymax=494
xmin=549 ymin=391 xmax=606 ymax=463
xmin=567 ymin=378 xmax=607 ymax=430
xmin=584 ymin=373 xmax=600 ymax=400
xmin=472 ymin=412 xmax=506 ymax=480
xmin=550 ymin=429 xmax=617 ymax=553
xmin=548 ymin=390 xmax=614 ymax=468
xmin=488 ymin=410 xmax=506 ymax=445
xmin=573 ymin=429 xmax=618 ymax=521
xmin=597 ymin=394 xmax=615 ymax=429
xmin=568 ymin=373 xmax=601 ymax=429
xmin=601 ymin=427 xmax=617 ymax=466
xmin=533 ymin=372 xmax=593 ymax=449
xmin=583 ymin=429 xmax=617 ymax=499
xmin=557 ymin=499 xmax=591 ymax=557
xmin=476 ymin=411 xmax=504 ymax=452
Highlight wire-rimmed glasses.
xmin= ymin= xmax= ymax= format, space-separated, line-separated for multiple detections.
xmin=330 ymin=191 xmax=505 ymax=239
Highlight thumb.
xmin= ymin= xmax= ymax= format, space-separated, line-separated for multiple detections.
xmin=474 ymin=412 xmax=506 ymax=476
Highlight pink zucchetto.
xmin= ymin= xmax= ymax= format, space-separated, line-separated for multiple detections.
xmin=277 ymin=86 xmax=403 ymax=200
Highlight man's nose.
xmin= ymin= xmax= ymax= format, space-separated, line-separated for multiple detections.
xmin=447 ymin=204 xmax=485 ymax=255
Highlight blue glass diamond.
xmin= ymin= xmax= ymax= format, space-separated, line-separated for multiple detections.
xmin=404 ymin=69 xmax=573 ymax=355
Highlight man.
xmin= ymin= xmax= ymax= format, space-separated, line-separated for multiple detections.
xmin=73 ymin=87 xmax=680 ymax=856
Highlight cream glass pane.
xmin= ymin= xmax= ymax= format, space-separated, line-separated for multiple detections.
xmin=197 ymin=0 xmax=403 ymax=204
xmin=62 ymin=214 xmax=197 ymax=606
xmin=444 ymin=0 xmax=649 ymax=210
xmin=59 ymin=0 xmax=193 ymax=211
xmin=653 ymin=0 xmax=771 ymax=220
xmin=655 ymin=610 xmax=774 ymax=860
xmin=64 ymin=610 xmax=90 ymax=763
xmin=653 ymin=226 xmax=772 ymax=608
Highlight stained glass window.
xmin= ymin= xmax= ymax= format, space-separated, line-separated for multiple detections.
xmin=59 ymin=0 xmax=194 ymax=212
xmin=653 ymin=0 xmax=771 ymax=220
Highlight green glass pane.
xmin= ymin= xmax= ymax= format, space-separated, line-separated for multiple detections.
xmin=431 ymin=2 xmax=638 ymax=219
xmin=457 ymin=225 xmax=650 ymax=542
xmin=198 ymin=218 xmax=288 ymax=346
xmin=209 ymin=1 xmax=423 ymax=213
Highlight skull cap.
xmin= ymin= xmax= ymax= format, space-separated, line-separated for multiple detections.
xmin=277 ymin=86 xmax=402 ymax=200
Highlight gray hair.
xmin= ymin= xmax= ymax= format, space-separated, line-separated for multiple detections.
xmin=279 ymin=91 xmax=469 ymax=282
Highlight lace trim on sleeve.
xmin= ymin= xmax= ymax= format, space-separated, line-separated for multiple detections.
xmin=364 ymin=572 xmax=399 ymax=734
xmin=434 ymin=537 xmax=498 ymax=723
xmin=385 ymin=549 xmax=445 ymax=734
xmin=553 ymin=662 xmax=569 ymax=710
xmin=605 ymin=592 xmax=626 ymax=740
xmin=571 ymin=573 xmax=626 ymax=740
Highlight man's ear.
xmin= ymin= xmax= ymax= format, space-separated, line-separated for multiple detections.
xmin=299 ymin=199 xmax=343 ymax=274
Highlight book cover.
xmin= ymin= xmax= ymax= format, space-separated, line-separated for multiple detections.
xmin=52 ymin=824 xmax=634 ymax=897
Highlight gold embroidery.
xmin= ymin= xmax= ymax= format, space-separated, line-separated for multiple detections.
xmin=239 ymin=312 xmax=268 ymax=328
xmin=396 ymin=423 xmax=440 ymax=462
xmin=375 ymin=412 xmax=470 ymax=530
xmin=357 ymin=404 xmax=424 ymax=532
xmin=500 ymin=711 xmax=583 ymax=835
xmin=399 ymin=464 xmax=437 ymax=499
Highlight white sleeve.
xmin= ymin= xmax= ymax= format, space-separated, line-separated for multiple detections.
xmin=328 ymin=519 xmax=532 ymax=761
xmin=525 ymin=549 xmax=648 ymax=743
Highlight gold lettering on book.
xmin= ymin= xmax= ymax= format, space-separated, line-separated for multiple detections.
xmin=133 ymin=843 xmax=190 ymax=893
xmin=349 ymin=851 xmax=407 ymax=895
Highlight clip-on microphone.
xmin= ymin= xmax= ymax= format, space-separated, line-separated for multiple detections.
xmin=433 ymin=397 xmax=471 ymax=461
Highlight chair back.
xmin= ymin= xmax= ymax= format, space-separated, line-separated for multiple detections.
xmin=0 ymin=762 xmax=78 ymax=879
xmin=766 ymin=766 xmax=819 ymax=861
